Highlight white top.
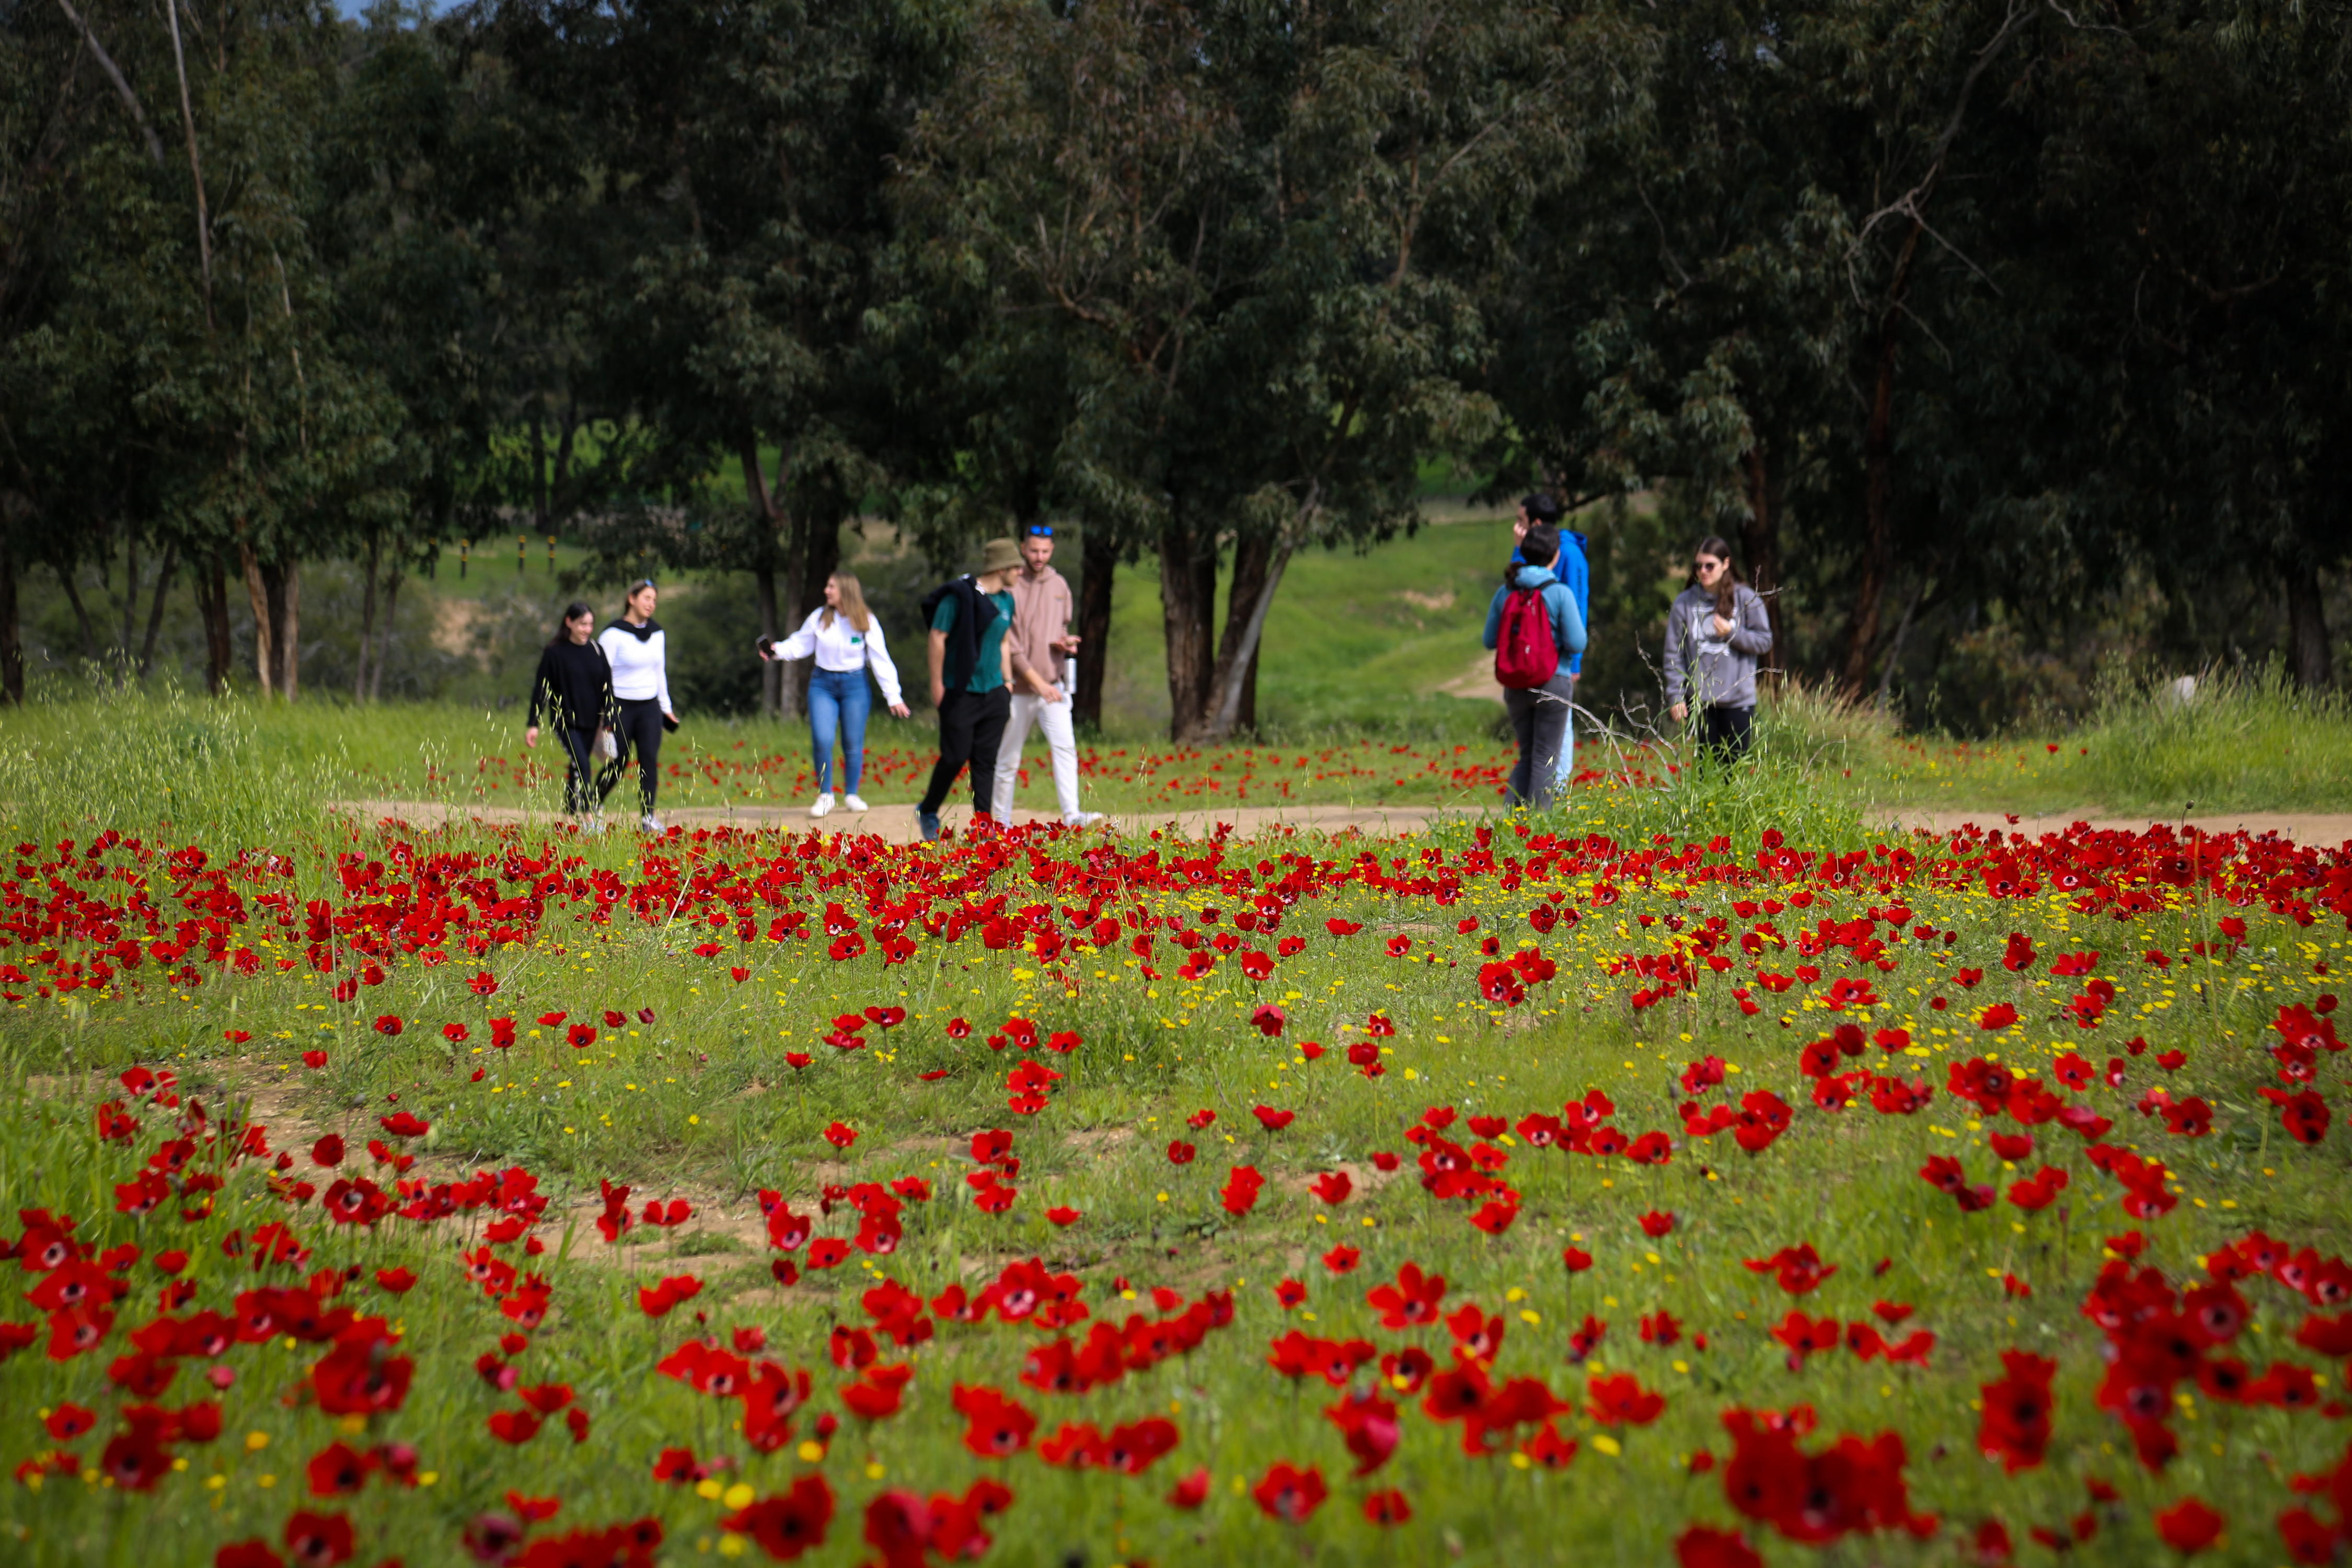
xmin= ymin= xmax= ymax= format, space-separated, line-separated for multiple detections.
xmin=776 ymin=608 xmax=903 ymax=706
xmin=597 ymin=624 xmax=673 ymax=712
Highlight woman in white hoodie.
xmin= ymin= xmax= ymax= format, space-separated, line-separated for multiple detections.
xmin=760 ymin=572 xmax=909 ymax=817
xmin=596 ymin=578 xmax=677 ymax=833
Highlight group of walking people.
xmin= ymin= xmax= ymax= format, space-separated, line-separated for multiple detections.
xmin=524 ymin=529 xmax=1102 ymax=839
xmin=1483 ymin=497 xmax=1772 ymax=810
xmin=526 ymin=503 xmax=1771 ymax=833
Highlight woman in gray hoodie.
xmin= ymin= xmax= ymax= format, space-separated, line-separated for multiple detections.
xmin=1662 ymin=536 xmax=1773 ymax=759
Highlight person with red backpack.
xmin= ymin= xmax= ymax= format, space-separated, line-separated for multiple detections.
xmin=1483 ymin=521 xmax=1588 ymax=809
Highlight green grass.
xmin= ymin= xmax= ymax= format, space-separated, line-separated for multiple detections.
xmin=6 ymin=655 xmax=2349 ymax=860
xmin=0 ymin=720 xmax=2344 ymax=1565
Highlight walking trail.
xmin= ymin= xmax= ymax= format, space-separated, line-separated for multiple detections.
xmin=331 ymin=798 xmax=2352 ymax=847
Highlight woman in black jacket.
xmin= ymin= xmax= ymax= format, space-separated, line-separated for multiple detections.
xmin=523 ymin=602 xmax=615 ymax=826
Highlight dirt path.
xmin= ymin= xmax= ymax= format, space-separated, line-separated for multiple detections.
xmin=333 ymin=798 xmax=2352 ymax=846
xmin=1877 ymin=809 xmax=2352 ymax=845
xmin=332 ymin=798 xmax=1478 ymax=843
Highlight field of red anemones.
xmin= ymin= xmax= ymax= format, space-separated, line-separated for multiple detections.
xmin=3 ymin=809 xmax=2351 ymax=1565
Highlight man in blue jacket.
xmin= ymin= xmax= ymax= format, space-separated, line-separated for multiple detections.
xmin=1511 ymin=493 xmax=1590 ymax=792
xmin=1484 ymin=521 xmax=1588 ymax=810
xmin=1513 ymin=493 xmax=1589 ymax=683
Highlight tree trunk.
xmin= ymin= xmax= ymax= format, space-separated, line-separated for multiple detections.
xmin=199 ymin=554 xmax=232 ymax=695
xmin=57 ymin=558 xmax=101 ymax=661
xmin=240 ymin=543 xmax=274 ymax=697
xmin=1875 ymin=575 xmax=1925 ymax=717
xmin=0 ymin=545 xmax=20 ymax=706
xmin=136 ymin=545 xmax=177 ymax=680
xmin=1074 ymin=528 xmax=1115 ymax=732
xmin=1219 ymin=532 xmax=1272 ymax=673
xmin=532 ymin=399 xmax=550 ymax=535
xmin=739 ymin=434 xmax=793 ymax=719
xmin=1195 ymin=528 xmax=1286 ymax=741
xmin=162 ymin=0 xmax=213 ymax=331
xmin=797 ymin=514 xmax=841 ymax=620
xmin=1738 ymin=441 xmax=1785 ymax=677
xmin=1238 ymin=639 xmax=1261 ymax=732
xmin=119 ymin=523 xmax=139 ymax=667
xmin=241 ymin=546 xmax=299 ymax=699
xmin=753 ymin=565 xmax=781 ymax=719
xmin=787 ymin=514 xmax=840 ymax=721
xmin=355 ymin=532 xmax=380 ymax=700
xmin=1839 ymin=246 xmax=1918 ymax=700
xmin=1158 ymin=522 xmax=1219 ymax=740
xmin=2285 ymin=557 xmax=2334 ymax=689
xmin=1835 ymin=3 xmax=2031 ymax=700
xmin=372 ymin=566 xmax=399 ymax=701
xmin=275 ymin=559 xmax=299 ymax=701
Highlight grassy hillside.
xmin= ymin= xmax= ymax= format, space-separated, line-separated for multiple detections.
xmin=1096 ymin=519 xmax=1515 ymax=742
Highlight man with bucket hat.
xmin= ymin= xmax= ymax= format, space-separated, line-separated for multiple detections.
xmin=914 ymin=537 xmax=1022 ymax=842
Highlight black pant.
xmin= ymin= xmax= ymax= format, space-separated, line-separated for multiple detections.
xmin=1701 ymin=705 xmax=1755 ymax=762
xmin=601 ymin=697 xmax=664 ymax=814
xmin=556 ymin=728 xmax=598 ymax=812
xmin=1502 ymin=671 xmax=1577 ymax=809
xmin=918 ymin=687 xmax=1011 ymax=817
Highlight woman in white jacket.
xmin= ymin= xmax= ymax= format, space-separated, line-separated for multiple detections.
xmin=596 ymin=578 xmax=677 ymax=833
xmin=760 ymin=572 xmax=909 ymax=817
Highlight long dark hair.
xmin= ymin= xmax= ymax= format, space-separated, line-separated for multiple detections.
xmin=1691 ymin=536 xmax=1740 ymax=617
xmin=1514 ymin=522 xmax=1561 ymax=580
xmin=549 ymin=602 xmax=593 ymax=647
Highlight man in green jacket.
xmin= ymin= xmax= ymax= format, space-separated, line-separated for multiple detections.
xmin=915 ymin=538 xmax=1021 ymax=841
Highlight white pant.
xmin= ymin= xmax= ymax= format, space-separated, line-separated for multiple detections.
xmin=992 ymin=688 xmax=1082 ymax=821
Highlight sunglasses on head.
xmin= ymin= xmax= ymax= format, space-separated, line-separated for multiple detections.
xmin=1024 ymin=525 xmax=1055 ymax=538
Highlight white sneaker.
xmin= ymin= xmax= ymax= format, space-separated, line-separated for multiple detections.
xmin=581 ymin=814 xmax=606 ymax=836
xmin=640 ymin=814 xmax=664 ymax=834
xmin=843 ymin=794 xmax=870 ymax=813
xmin=809 ymin=793 xmax=834 ymax=819
xmin=1063 ymin=811 xmax=1106 ymax=829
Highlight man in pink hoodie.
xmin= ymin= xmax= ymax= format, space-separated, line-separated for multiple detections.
xmin=991 ymin=525 xmax=1105 ymax=827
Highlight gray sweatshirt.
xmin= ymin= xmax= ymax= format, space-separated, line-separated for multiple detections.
xmin=1662 ymin=581 xmax=1772 ymax=711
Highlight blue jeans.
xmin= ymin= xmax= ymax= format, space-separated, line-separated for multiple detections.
xmin=807 ymin=668 xmax=871 ymax=792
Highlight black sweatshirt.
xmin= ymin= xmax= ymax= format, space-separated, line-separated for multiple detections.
xmin=527 ymin=640 xmax=613 ymax=733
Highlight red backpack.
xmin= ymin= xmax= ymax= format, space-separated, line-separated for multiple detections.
xmin=1494 ymin=585 xmax=1558 ymax=689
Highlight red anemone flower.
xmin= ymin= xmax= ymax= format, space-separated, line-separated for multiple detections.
xmin=1251 ymin=1462 xmax=1328 ymax=1523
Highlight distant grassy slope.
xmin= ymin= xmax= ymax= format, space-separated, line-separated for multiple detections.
xmin=1099 ymin=517 xmax=1515 ymax=741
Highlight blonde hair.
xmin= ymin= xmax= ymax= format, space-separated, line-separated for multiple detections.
xmin=819 ymin=573 xmax=872 ymax=635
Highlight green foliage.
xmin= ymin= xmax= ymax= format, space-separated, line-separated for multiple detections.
xmin=5 ymin=0 xmax=2351 ymax=741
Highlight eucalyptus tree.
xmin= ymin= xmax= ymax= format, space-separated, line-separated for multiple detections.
xmin=475 ymin=0 xmax=946 ymax=718
xmin=1489 ymin=0 xmax=2107 ymax=702
xmin=907 ymin=0 xmax=1584 ymax=738
xmin=899 ymin=0 xmax=1242 ymax=734
xmin=2019 ymin=0 xmax=2352 ymax=688
xmin=315 ymin=3 xmax=511 ymax=701
xmin=2 ymin=0 xmax=403 ymax=699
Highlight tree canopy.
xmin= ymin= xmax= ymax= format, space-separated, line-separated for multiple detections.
xmin=3 ymin=0 xmax=2345 ymax=727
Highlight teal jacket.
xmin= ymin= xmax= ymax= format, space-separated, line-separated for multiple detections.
xmin=1483 ymin=562 xmax=1588 ymax=668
